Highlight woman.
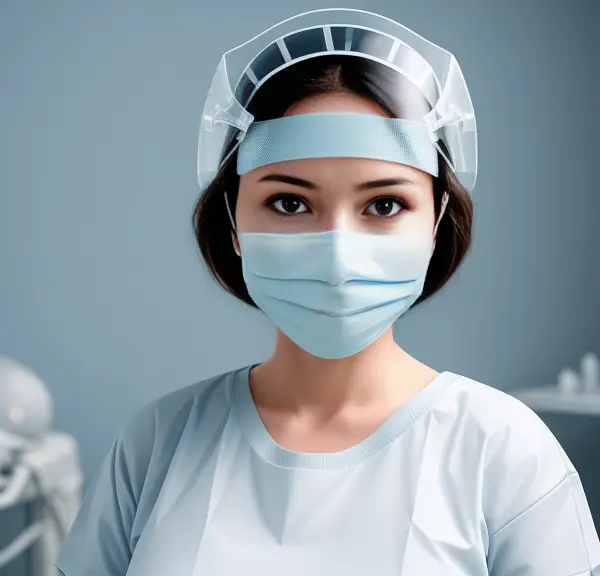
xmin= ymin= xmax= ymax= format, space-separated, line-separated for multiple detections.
xmin=57 ymin=9 xmax=600 ymax=575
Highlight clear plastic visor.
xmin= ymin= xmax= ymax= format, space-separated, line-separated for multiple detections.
xmin=197 ymin=9 xmax=477 ymax=191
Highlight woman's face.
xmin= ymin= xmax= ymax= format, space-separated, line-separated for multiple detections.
xmin=235 ymin=92 xmax=436 ymax=238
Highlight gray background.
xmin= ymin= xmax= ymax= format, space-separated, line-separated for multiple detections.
xmin=1 ymin=0 xmax=598 ymax=574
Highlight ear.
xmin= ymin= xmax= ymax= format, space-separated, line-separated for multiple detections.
xmin=231 ymin=231 xmax=241 ymax=257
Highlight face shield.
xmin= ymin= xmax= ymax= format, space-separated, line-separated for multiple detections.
xmin=196 ymin=8 xmax=477 ymax=192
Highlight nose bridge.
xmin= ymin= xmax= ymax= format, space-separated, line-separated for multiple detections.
xmin=323 ymin=208 xmax=352 ymax=233
xmin=325 ymin=228 xmax=352 ymax=286
xmin=320 ymin=185 xmax=357 ymax=230
xmin=318 ymin=189 xmax=358 ymax=286
xmin=315 ymin=172 xmax=354 ymax=233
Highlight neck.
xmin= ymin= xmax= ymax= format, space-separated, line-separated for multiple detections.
xmin=250 ymin=328 xmax=434 ymax=417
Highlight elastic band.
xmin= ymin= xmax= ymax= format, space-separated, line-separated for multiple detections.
xmin=236 ymin=113 xmax=439 ymax=176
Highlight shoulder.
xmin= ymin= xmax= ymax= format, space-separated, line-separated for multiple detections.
xmin=118 ymin=366 xmax=238 ymax=458
xmin=56 ymin=367 xmax=244 ymax=575
xmin=442 ymin=373 xmax=574 ymax=534
xmin=112 ymin=366 xmax=241 ymax=500
xmin=444 ymin=373 xmax=571 ymax=470
xmin=441 ymin=372 xmax=566 ymax=449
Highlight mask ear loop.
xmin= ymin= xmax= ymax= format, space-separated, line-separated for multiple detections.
xmin=433 ymin=191 xmax=449 ymax=239
xmin=224 ymin=190 xmax=241 ymax=257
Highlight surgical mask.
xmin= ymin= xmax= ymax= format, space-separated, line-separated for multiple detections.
xmin=228 ymin=190 xmax=448 ymax=360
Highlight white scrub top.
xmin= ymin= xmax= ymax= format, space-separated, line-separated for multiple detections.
xmin=56 ymin=366 xmax=600 ymax=575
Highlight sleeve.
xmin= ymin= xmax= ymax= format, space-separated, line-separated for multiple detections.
xmin=55 ymin=405 xmax=156 ymax=576
xmin=484 ymin=399 xmax=600 ymax=575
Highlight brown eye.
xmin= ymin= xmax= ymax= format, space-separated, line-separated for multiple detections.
xmin=269 ymin=195 xmax=308 ymax=215
xmin=366 ymin=197 xmax=404 ymax=217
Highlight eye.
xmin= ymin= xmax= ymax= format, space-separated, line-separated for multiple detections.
xmin=365 ymin=197 xmax=405 ymax=217
xmin=267 ymin=194 xmax=309 ymax=215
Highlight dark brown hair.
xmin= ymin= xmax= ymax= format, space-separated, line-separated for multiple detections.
xmin=193 ymin=55 xmax=473 ymax=309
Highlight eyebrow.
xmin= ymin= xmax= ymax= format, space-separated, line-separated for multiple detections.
xmin=355 ymin=177 xmax=418 ymax=191
xmin=257 ymin=173 xmax=418 ymax=191
xmin=258 ymin=173 xmax=317 ymax=189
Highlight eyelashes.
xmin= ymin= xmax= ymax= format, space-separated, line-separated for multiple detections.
xmin=266 ymin=194 xmax=309 ymax=216
xmin=365 ymin=197 xmax=406 ymax=217
xmin=264 ymin=193 xmax=409 ymax=218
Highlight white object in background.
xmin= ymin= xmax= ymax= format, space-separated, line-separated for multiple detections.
xmin=581 ymin=352 xmax=600 ymax=394
xmin=514 ymin=355 xmax=600 ymax=416
xmin=26 ymin=434 xmax=83 ymax=576
xmin=557 ymin=368 xmax=581 ymax=395
xmin=514 ymin=386 xmax=600 ymax=416
xmin=0 ymin=356 xmax=53 ymax=439
xmin=0 ymin=356 xmax=83 ymax=576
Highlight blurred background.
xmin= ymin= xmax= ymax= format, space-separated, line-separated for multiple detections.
xmin=1 ymin=0 xmax=598 ymax=574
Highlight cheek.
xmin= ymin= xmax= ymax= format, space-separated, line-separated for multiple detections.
xmin=404 ymin=194 xmax=437 ymax=232
xmin=235 ymin=187 xmax=289 ymax=234
xmin=367 ymin=205 xmax=433 ymax=240
xmin=395 ymin=211 xmax=436 ymax=235
xmin=234 ymin=185 xmax=264 ymax=233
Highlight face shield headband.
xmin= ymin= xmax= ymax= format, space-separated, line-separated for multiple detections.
xmin=235 ymin=112 xmax=439 ymax=177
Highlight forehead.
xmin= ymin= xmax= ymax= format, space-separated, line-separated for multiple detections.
xmin=284 ymin=92 xmax=390 ymax=117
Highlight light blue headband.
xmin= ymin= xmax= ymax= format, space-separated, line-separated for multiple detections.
xmin=236 ymin=112 xmax=439 ymax=176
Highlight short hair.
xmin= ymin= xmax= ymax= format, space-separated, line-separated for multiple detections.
xmin=193 ymin=55 xmax=473 ymax=309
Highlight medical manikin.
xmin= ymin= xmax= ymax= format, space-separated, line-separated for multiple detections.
xmin=56 ymin=9 xmax=600 ymax=576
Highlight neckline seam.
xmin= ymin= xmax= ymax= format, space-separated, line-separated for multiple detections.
xmin=231 ymin=366 xmax=463 ymax=470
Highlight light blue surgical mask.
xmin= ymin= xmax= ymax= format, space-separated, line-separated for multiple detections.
xmin=235 ymin=224 xmax=443 ymax=360
xmin=225 ymin=112 xmax=448 ymax=359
